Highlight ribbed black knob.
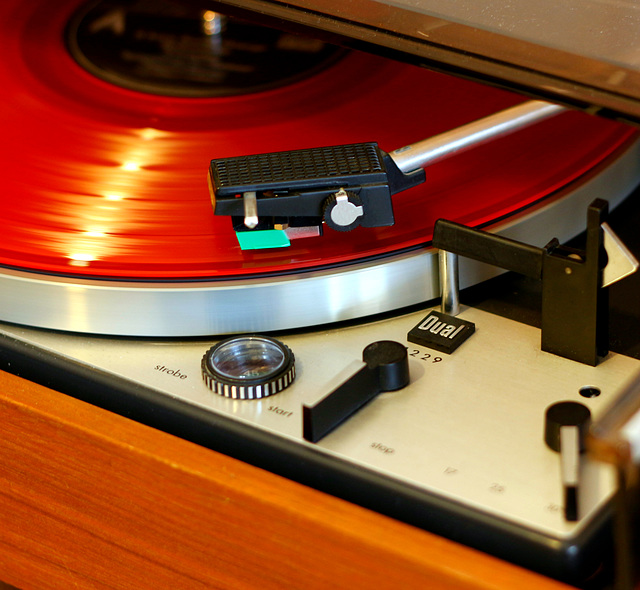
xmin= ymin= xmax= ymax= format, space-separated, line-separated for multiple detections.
xmin=202 ymin=335 xmax=295 ymax=400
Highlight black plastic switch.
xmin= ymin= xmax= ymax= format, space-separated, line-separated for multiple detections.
xmin=303 ymin=341 xmax=409 ymax=443
xmin=544 ymin=401 xmax=592 ymax=522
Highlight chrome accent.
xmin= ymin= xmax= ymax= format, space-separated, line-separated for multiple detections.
xmin=561 ymin=426 xmax=580 ymax=488
xmin=438 ymin=250 xmax=460 ymax=316
xmin=390 ymin=100 xmax=564 ymax=173
xmin=243 ymin=191 xmax=259 ymax=229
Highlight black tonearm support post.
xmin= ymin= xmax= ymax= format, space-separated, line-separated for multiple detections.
xmin=432 ymin=199 xmax=638 ymax=366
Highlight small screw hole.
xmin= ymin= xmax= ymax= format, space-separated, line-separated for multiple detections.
xmin=579 ymin=386 xmax=601 ymax=398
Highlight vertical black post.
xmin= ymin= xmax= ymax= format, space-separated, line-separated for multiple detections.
xmin=541 ymin=200 xmax=608 ymax=366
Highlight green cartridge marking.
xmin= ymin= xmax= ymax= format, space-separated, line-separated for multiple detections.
xmin=236 ymin=230 xmax=291 ymax=250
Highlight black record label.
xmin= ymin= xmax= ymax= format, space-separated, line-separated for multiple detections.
xmin=65 ymin=0 xmax=346 ymax=97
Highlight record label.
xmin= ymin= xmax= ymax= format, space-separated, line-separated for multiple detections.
xmin=66 ymin=0 xmax=346 ymax=97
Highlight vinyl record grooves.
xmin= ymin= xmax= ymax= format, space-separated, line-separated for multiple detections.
xmin=2 ymin=0 xmax=639 ymax=336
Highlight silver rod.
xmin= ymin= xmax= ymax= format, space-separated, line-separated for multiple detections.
xmin=243 ymin=191 xmax=258 ymax=229
xmin=389 ymin=100 xmax=565 ymax=174
xmin=560 ymin=425 xmax=581 ymax=521
xmin=560 ymin=425 xmax=580 ymax=487
xmin=439 ymin=250 xmax=460 ymax=316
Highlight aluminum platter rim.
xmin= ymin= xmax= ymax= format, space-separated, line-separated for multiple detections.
xmin=2 ymin=139 xmax=639 ymax=337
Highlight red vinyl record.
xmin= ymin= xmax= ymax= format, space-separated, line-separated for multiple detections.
xmin=1 ymin=0 xmax=636 ymax=280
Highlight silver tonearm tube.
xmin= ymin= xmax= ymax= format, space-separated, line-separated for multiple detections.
xmin=389 ymin=100 xmax=565 ymax=173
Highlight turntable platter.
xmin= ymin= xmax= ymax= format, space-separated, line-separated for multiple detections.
xmin=2 ymin=0 xmax=639 ymax=336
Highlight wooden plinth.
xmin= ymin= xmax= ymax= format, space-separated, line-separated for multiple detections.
xmin=0 ymin=370 xmax=571 ymax=590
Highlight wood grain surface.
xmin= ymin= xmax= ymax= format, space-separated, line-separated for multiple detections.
xmin=0 ymin=369 xmax=572 ymax=590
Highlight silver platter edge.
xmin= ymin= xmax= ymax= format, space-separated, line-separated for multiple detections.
xmin=2 ymin=139 xmax=640 ymax=337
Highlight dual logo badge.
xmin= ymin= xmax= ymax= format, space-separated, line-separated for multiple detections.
xmin=408 ymin=310 xmax=475 ymax=354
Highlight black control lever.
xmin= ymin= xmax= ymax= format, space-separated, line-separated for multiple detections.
xmin=433 ymin=199 xmax=610 ymax=366
xmin=544 ymin=401 xmax=592 ymax=521
xmin=303 ymin=341 xmax=409 ymax=443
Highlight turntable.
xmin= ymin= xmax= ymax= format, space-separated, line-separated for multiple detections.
xmin=3 ymin=1 xmax=640 ymax=588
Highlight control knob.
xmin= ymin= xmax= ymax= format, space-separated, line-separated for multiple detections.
xmin=202 ymin=335 xmax=295 ymax=400
xmin=323 ymin=189 xmax=364 ymax=232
